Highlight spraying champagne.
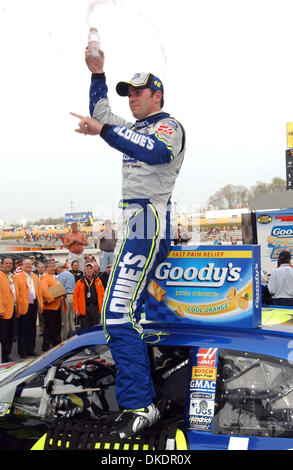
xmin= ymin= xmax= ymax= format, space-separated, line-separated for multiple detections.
xmin=88 ymin=27 xmax=100 ymax=59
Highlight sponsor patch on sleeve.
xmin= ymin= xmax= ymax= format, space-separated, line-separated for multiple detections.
xmin=156 ymin=120 xmax=177 ymax=136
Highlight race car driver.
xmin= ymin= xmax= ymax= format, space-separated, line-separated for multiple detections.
xmin=71 ymin=47 xmax=186 ymax=439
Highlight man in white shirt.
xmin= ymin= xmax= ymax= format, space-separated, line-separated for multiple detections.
xmin=268 ymin=251 xmax=293 ymax=306
xmin=56 ymin=262 xmax=76 ymax=340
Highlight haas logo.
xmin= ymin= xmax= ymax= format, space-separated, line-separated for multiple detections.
xmin=197 ymin=348 xmax=217 ymax=366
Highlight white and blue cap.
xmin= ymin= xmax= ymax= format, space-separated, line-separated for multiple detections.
xmin=116 ymin=73 xmax=164 ymax=105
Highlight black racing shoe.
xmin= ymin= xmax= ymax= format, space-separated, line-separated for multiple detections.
xmin=110 ymin=403 xmax=160 ymax=439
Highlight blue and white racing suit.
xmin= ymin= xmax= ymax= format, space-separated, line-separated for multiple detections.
xmin=90 ymin=73 xmax=186 ymax=409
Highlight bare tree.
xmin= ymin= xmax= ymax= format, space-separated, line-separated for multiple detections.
xmin=208 ymin=184 xmax=249 ymax=209
xmin=208 ymin=177 xmax=286 ymax=209
xmin=249 ymin=177 xmax=286 ymax=198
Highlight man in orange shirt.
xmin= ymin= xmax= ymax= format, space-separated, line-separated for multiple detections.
xmin=40 ymin=260 xmax=66 ymax=352
xmin=73 ymin=262 xmax=104 ymax=330
xmin=64 ymin=223 xmax=88 ymax=273
xmin=15 ymin=258 xmax=43 ymax=358
xmin=0 ymin=257 xmax=18 ymax=362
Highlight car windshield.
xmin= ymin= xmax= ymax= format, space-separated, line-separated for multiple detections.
xmin=0 ymin=337 xmax=97 ymax=387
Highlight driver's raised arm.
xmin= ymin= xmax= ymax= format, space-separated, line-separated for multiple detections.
xmin=85 ymin=48 xmax=133 ymax=128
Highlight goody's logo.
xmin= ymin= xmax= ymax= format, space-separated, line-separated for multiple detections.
xmin=271 ymin=226 xmax=293 ymax=238
xmin=154 ymin=261 xmax=241 ymax=288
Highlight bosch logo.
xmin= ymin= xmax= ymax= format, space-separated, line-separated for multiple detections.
xmin=271 ymin=226 xmax=293 ymax=237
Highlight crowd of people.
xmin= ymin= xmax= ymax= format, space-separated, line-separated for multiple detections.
xmin=0 ymin=218 xmax=193 ymax=365
xmin=0 ymin=251 xmax=112 ymax=363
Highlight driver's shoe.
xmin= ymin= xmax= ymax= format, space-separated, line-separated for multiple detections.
xmin=110 ymin=403 xmax=160 ymax=439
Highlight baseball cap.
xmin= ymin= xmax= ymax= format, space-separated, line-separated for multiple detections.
xmin=55 ymin=261 xmax=66 ymax=269
xmin=86 ymin=262 xmax=94 ymax=267
xmin=116 ymin=73 xmax=164 ymax=102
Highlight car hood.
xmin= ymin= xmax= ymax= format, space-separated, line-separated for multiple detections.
xmin=0 ymin=360 xmax=33 ymax=382
xmin=0 ymin=359 xmax=36 ymax=416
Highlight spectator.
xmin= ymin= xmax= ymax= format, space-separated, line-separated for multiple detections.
xmin=261 ymin=284 xmax=272 ymax=305
xmin=14 ymin=259 xmax=23 ymax=274
xmin=173 ymin=223 xmax=192 ymax=245
xmin=15 ymin=259 xmax=43 ymax=358
xmin=70 ymin=260 xmax=83 ymax=283
xmin=29 ymin=255 xmax=37 ymax=273
xmin=73 ymin=262 xmax=104 ymax=330
xmin=36 ymin=262 xmax=45 ymax=277
xmin=92 ymin=261 xmax=100 ymax=277
xmin=92 ymin=260 xmax=109 ymax=289
xmin=40 ymin=260 xmax=66 ymax=351
xmin=99 ymin=263 xmax=112 ymax=289
xmin=97 ymin=220 xmax=117 ymax=272
xmin=56 ymin=261 xmax=76 ymax=340
xmin=84 ymin=254 xmax=91 ymax=266
xmin=63 ymin=222 xmax=88 ymax=272
xmin=268 ymin=251 xmax=293 ymax=306
xmin=36 ymin=262 xmax=45 ymax=335
xmin=0 ymin=258 xmax=18 ymax=362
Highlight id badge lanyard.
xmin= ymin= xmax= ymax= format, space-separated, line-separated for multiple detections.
xmin=84 ymin=278 xmax=94 ymax=299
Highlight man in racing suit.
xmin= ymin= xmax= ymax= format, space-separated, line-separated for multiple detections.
xmin=71 ymin=48 xmax=186 ymax=439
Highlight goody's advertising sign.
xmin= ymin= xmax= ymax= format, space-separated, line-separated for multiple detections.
xmin=145 ymin=245 xmax=261 ymax=328
xmin=256 ymin=209 xmax=293 ymax=274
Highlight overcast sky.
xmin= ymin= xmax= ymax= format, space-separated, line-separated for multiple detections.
xmin=0 ymin=0 xmax=292 ymax=225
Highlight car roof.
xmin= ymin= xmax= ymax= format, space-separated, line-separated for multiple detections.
xmin=75 ymin=306 xmax=293 ymax=361
xmin=141 ymin=306 xmax=293 ymax=360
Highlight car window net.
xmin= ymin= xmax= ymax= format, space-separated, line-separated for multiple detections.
xmin=213 ymin=349 xmax=293 ymax=438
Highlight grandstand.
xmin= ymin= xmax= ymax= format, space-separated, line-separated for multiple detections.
xmin=183 ymin=208 xmax=249 ymax=245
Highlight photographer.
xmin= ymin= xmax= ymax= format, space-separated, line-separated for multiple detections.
xmin=97 ymin=220 xmax=117 ymax=272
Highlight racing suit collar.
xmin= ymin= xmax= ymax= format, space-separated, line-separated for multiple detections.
xmin=134 ymin=112 xmax=170 ymax=129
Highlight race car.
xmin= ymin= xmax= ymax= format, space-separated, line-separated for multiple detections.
xmin=1 ymin=306 xmax=293 ymax=451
